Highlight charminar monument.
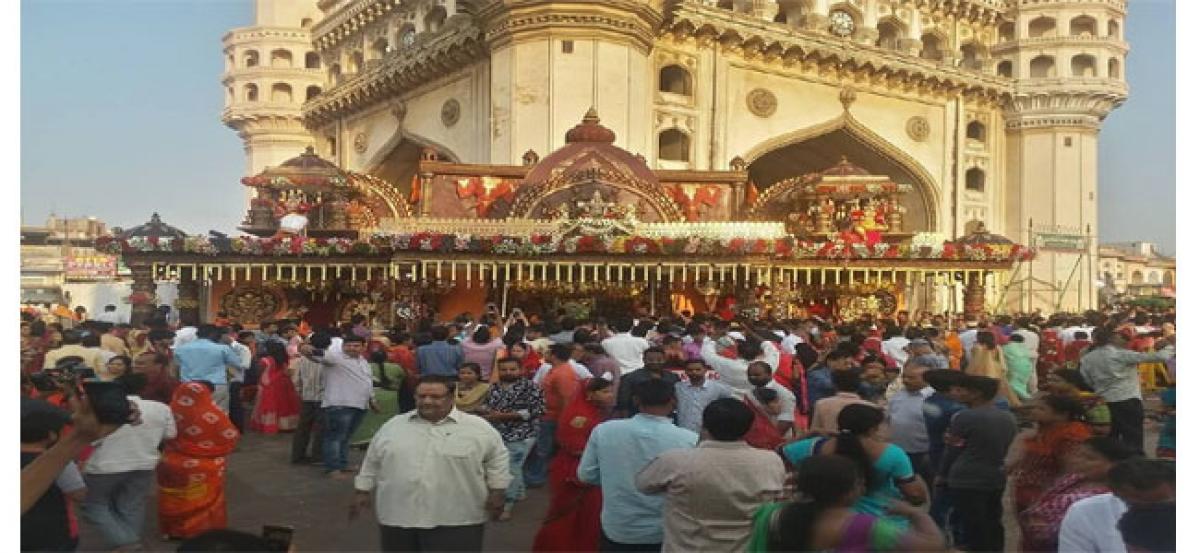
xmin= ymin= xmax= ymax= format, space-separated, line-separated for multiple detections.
xmin=221 ymin=0 xmax=1128 ymax=312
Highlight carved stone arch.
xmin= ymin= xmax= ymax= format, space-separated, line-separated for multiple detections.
xmin=364 ymin=127 xmax=461 ymax=209
xmin=507 ymin=166 xmax=684 ymax=222
xmin=739 ymin=113 xmax=941 ymax=232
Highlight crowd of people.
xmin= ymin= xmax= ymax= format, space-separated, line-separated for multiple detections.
xmin=19 ymin=302 xmax=1176 ymax=552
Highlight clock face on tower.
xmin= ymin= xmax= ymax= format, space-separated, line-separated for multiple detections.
xmin=829 ymin=10 xmax=856 ymax=37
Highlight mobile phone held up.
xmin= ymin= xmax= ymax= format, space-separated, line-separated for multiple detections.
xmin=262 ymin=524 xmax=295 ymax=551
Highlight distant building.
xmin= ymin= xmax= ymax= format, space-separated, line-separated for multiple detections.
xmin=20 ymin=215 xmax=121 ymax=308
xmin=1098 ymin=241 xmax=1175 ymax=299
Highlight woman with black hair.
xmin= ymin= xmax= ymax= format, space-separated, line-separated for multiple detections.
xmin=1045 ymin=368 xmax=1112 ymax=435
xmin=747 ymin=455 xmax=944 ymax=552
xmin=781 ymin=404 xmax=927 ymax=521
xmin=347 ymin=350 xmax=405 ymax=445
xmin=248 ymin=340 xmax=300 ymax=433
xmin=1008 ymin=394 xmax=1092 ymax=514
xmin=1018 ymin=437 xmax=1134 ymax=552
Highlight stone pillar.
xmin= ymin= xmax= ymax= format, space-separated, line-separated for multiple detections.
xmin=129 ymin=262 xmax=158 ymax=327
xmin=963 ymin=273 xmax=986 ymax=320
xmin=176 ymin=271 xmax=201 ymax=327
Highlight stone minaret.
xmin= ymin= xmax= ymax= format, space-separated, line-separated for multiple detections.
xmin=221 ymin=0 xmax=325 ymax=182
xmin=1001 ymin=0 xmax=1128 ymax=311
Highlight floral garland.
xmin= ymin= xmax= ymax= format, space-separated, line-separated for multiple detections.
xmin=96 ymin=232 xmax=1035 ymax=262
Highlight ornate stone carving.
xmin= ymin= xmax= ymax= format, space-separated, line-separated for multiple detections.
xmin=220 ymin=286 xmax=284 ymax=324
xmin=353 ymin=132 xmax=368 ymax=153
xmin=441 ymin=98 xmax=461 ymax=127
xmin=746 ymin=88 xmax=778 ymax=117
xmin=390 ymin=100 xmax=407 ymax=123
xmin=839 ymin=87 xmax=858 ymax=111
xmin=906 ymin=116 xmax=930 ymax=141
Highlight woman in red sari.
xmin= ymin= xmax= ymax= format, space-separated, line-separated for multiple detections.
xmin=249 ymin=341 xmax=301 ymax=433
xmin=158 ymin=382 xmax=240 ymax=539
xmin=532 ymin=378 xmax=614 ymax=552
xmin=1008 ymin=394 xmax=1092 ymax=514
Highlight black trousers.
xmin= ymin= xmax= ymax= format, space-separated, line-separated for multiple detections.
xmin=290 ymin=401 xmax=324 ymax=463
xmin=379 ymin=524 xmax=484 ymax=552
xmin=599 ymin=532 xmax=661 ymax=552
xmin=228 ymin=381 xmax=245 ymax=433
xmin=949 ymin=487 xmax=1005 ymax=552
xmin=1108 ymin=398 xmax=1145 ymax=455
xmin=906 ymin=452 xmax=933 ymax=490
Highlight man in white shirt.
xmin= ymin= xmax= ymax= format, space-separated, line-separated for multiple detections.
xmin=1059 ymin=457 xmax=1174 ymax=553
xmin=601 ymin=317 xmax=651 ymax=375
xmin=352 ymin=376 xmax=511 ymax=552
xmin=80 ymin=374 xmax=176 ymax=550
xmin=746 ymin=361 xmax=796 ymax=434
xmin=699 ymin=335 xmax=779 ymax=396
xmin=94 ymin=305 xmax=122 ymax=324
xmin=306 ymin=334 xmax=377 ymax=479
xmin=881 ymin=325 xmax=911 ymax=367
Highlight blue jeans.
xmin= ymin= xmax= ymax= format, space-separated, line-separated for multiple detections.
xmin=81 ymin=470 xmax=155 ymax=548
xmin=523 ymin=420 xmax=556 ymax=487
xmin=322 ymin=406 xmax=365 ymax=472
xmin=504 ymin=437 xmax=537 ymax=503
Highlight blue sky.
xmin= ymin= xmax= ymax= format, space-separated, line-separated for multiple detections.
xmin=20 ymin=0 xmax=1176 ymax=252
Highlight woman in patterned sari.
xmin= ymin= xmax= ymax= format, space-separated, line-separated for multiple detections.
xmin=158 ymin=382 xmax=240 ymax=540
xmin=531 ymin=378 xmax=614 ymax=552
xmin=1008 ymin=394 xmax=1092 ymax=514
xmin=1017 ymin=437 xmax=1134 ymax=552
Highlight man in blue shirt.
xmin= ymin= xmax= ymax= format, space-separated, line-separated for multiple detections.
xmin=578 ymin=379 xmax=697 ymax=551
xmin=173 ymin=324 xmax=247 ymax=413
xmin=416 ymin=326 xmax=463 ymax=377
xmin=805 ymin=347 xmax=857 ymax=410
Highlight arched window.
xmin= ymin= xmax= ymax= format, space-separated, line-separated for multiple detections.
xmin=270 ymin=49 xmax=293 ymax=68
xmin=965 ymin=168 xmax=985 ymax=192
xmin=658 ymin=129 xmax=690 ymax=162
xmin=1030 ymin=55 xmax=1056 ymax=78
xmin=226 ymin=54 xmax=234 ymax=70
xmin=329 ymin=63 xmax=342 ymax=85
xmin=1107 ymin=20 xmax=1120 ymax=38
xmin=876 ymin=19 xmax=904 ymax=50
xmin=348 ymin=51 xmax=364 ymax=74
xmin=776 ymin=0 xmax=807 ymax=27
xmin=919 ymin=33 xmax=944 ymax=61
xmin=225 ymin=86 xmax=233 ymax=104
xmin=424 ymin=6 xmax=447 ymax=33
xmin=271 ymin=83 xmax=292 ymax=103
xmin=717 ymin=0 xmax=734 ymax=9
xmin=301 ymin=18 xmax=313 ymax=28
xmin=244 ymin=83 xmax=259 ymax=102
xmin=243 ymin=50 xmax=260 ymax=68
xmin=959 ymin=43 xmax=981 ymax=70
xmin=1071 ymin=54 xmax=1096 ymax=77
xmin=997 ymin=60 xmax=1013 ymax=77
xmin=306 ymin=85 xmax=322 ymax=101
xmin=966 ymin=121 xmax=986 ymax=142
xmin=370 ymin=37 xmax=388 ymax=60
xmin=998 ymin=21 xmax=1015 ymax=42
xmin=1070 ymin=15 xmax=1097 ymax=37
xmin=658 ymin=65 xmax=692 ymax=95
xmin=1028 ymin=16 xmax=1057 ymax=38
xmin=1107 ymin=58 xmax=1121 ymax=78
xmin=1164 ymin=271 xmax=1174 ymax=286
xmin=1131 ymin=270 xmax=1144 ymax=284
xmin=305 ymin=52 xmax=321 ymax=69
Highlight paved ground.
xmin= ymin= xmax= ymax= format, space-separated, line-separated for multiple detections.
xmin=77 ymin=408 xmax=1165 ymax=552
xmin=77 ymin=432 xmax=549 ymax=552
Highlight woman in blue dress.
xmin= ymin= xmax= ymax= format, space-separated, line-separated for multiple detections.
xmin=781 ymin=403 xmax=928 ymax=520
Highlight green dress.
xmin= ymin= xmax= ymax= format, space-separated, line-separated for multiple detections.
xmin=351 ymin=362 xmax=405 ymax=445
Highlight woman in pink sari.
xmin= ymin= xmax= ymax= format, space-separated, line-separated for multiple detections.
xmin=249 ymin=341 xmax=300 ymax=433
